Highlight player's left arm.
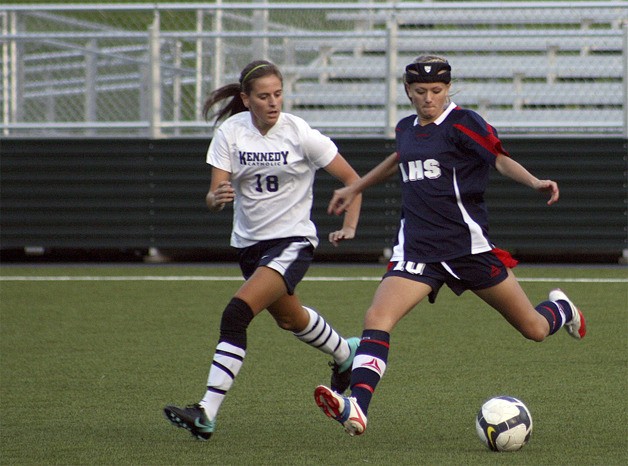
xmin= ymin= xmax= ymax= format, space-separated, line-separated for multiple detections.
xmin=206 ymin=167 xmax=234 ymax=212
xmin=495 ymin=154 xmax=559 ymax=205
xmin=323 ymin=153 xmax=362 ymax=246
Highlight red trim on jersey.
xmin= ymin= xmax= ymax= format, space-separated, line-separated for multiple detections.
xmin=491 ymin=247 xmax=519 ymax=268
xmin=453 ymin=122 xmax=510 ymax=157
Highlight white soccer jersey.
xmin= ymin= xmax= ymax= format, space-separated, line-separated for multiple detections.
xmin=207 ymin=112 xmax=338 ymax=248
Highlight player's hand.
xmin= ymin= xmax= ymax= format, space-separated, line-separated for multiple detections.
xmin=533 ymin=179 xmax=559 ymax=205
xmin=215 ymin=180 xmax=235 ymax=203
xmin=327 ymin=186 xmax=357 ymax=216
xmin=328 ymin=227 xmax=356 ymax=247
xmin=208 ymin=181 xmax=235 ymax=211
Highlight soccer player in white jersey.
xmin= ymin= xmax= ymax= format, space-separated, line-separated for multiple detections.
xmin=164 ymin=60 xmax=362 ymax=440
xmin=313 ymin=55 xmax=587 ymax=437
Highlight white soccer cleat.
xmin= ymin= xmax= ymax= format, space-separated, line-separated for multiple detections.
xmin=314 ymin=385 xmax=367 ymax=436
xmin=549 ymin=288 xmax=587 ymax=340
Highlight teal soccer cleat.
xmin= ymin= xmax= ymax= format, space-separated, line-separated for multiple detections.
xmin=164 ymin=403 xmax=215 ymax=440
xmin=330 ymin=337 xmax=360 ymax=394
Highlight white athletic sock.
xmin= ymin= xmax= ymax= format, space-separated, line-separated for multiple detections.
xmin=200 ymin=341 xmax=246 ymax=421
xmin=294 ymin=306 xmax=350 ymax=364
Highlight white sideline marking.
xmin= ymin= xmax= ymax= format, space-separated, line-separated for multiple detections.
xmin=0 ymin=276 xmax=626 ymax=283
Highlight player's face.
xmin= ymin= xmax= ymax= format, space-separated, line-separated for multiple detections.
xmin=241 ymin=75 xmax=283 ymax=135
xmin=405 ymin=81 xmax=451 ymax=125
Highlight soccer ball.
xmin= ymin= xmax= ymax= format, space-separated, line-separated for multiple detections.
xmin=475 ymin=396 xmax=533 ymax=452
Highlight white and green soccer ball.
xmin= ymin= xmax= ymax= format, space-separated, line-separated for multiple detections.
xmin=475 ymin=396 xmax=533 ymax=452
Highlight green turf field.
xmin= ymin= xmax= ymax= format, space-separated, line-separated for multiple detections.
xmin=1 ymin=264 xmax=626 ymax=465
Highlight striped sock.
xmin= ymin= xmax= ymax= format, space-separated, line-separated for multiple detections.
xmin=200 ymin=341 xmax=245 ymax=420
xmin=199 ymin=297 xmax=253 ymax=420
xmin=294 ymin=306 xmax=349 ymax=364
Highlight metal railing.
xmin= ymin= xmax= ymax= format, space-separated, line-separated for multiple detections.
xmin=1 ymin=2 xmax=627 ymax=138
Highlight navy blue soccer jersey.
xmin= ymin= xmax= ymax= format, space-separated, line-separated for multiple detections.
xmin=391 ymin=102 xmax=510 ymax=263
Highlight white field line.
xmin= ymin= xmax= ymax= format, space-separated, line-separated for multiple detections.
xmin=0 ymin=276 xmax=626 ymax=283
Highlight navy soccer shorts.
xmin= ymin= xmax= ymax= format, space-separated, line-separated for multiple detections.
xmin=383 ymin=249 xmax=515 ymax=303
xmin=238 ymin=237 xmax=314 ymax=295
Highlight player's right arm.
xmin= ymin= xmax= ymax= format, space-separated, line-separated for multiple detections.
xmin=327 ymin=151 xmax=398 ymax=216
xmin=206 ymin=167 xmax=235 ymax=212
xmin=495 ymin=154 xmax=559 ymax=206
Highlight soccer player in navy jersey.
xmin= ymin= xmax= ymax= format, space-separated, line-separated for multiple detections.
xmin=313 ymin=55 xmax=587 ymax=436
xmin=163 ymin=60 xmax=362 ymax=440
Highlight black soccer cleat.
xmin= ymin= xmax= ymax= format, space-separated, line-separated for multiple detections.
xmin=164 ymin=403 xmax=215 ymax=441
xmin=330 ymin=337 xmax=360 ymax=394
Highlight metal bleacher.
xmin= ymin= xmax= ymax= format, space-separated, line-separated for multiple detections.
xmin=282 ymin=2 xmax=627 ymax=137
xmin=1 ymin=2 xmax=626 ymax=138
xmin=1 ymin=3 xmax=626 ymax=262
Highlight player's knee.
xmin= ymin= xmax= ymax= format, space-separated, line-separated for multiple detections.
xmin=274 ymin=315 xmax=303 ymax=332
xmin=271 ymin=306 xmax=308 ymax=332
xmin=520 ymin=323 xmax=548 ymax=342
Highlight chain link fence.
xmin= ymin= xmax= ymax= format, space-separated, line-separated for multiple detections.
xmin=1 ymin=1 xmax=627 ymax=138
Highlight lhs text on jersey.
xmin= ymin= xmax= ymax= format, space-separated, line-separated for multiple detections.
xmin=399 ymin=159 xmax=441 ymax=182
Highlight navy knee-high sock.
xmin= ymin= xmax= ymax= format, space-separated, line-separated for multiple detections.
xmin=535 ymin=300 xmax=566 ymax=335
xmin=350 ymin=329 xmax=390 ymax=416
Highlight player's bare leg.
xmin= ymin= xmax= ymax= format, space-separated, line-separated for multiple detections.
xmin=474 ymin=268 xmax=585 ymax=340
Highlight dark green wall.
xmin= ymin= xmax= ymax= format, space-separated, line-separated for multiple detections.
xmin=1 ymin=137 xmax=626 ymax=262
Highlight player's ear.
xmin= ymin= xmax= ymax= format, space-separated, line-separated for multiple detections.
xmin=404 ymin=83 xmax=412 ymax=102
xmin=240 ymin=92 xmax=250 ymax=109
